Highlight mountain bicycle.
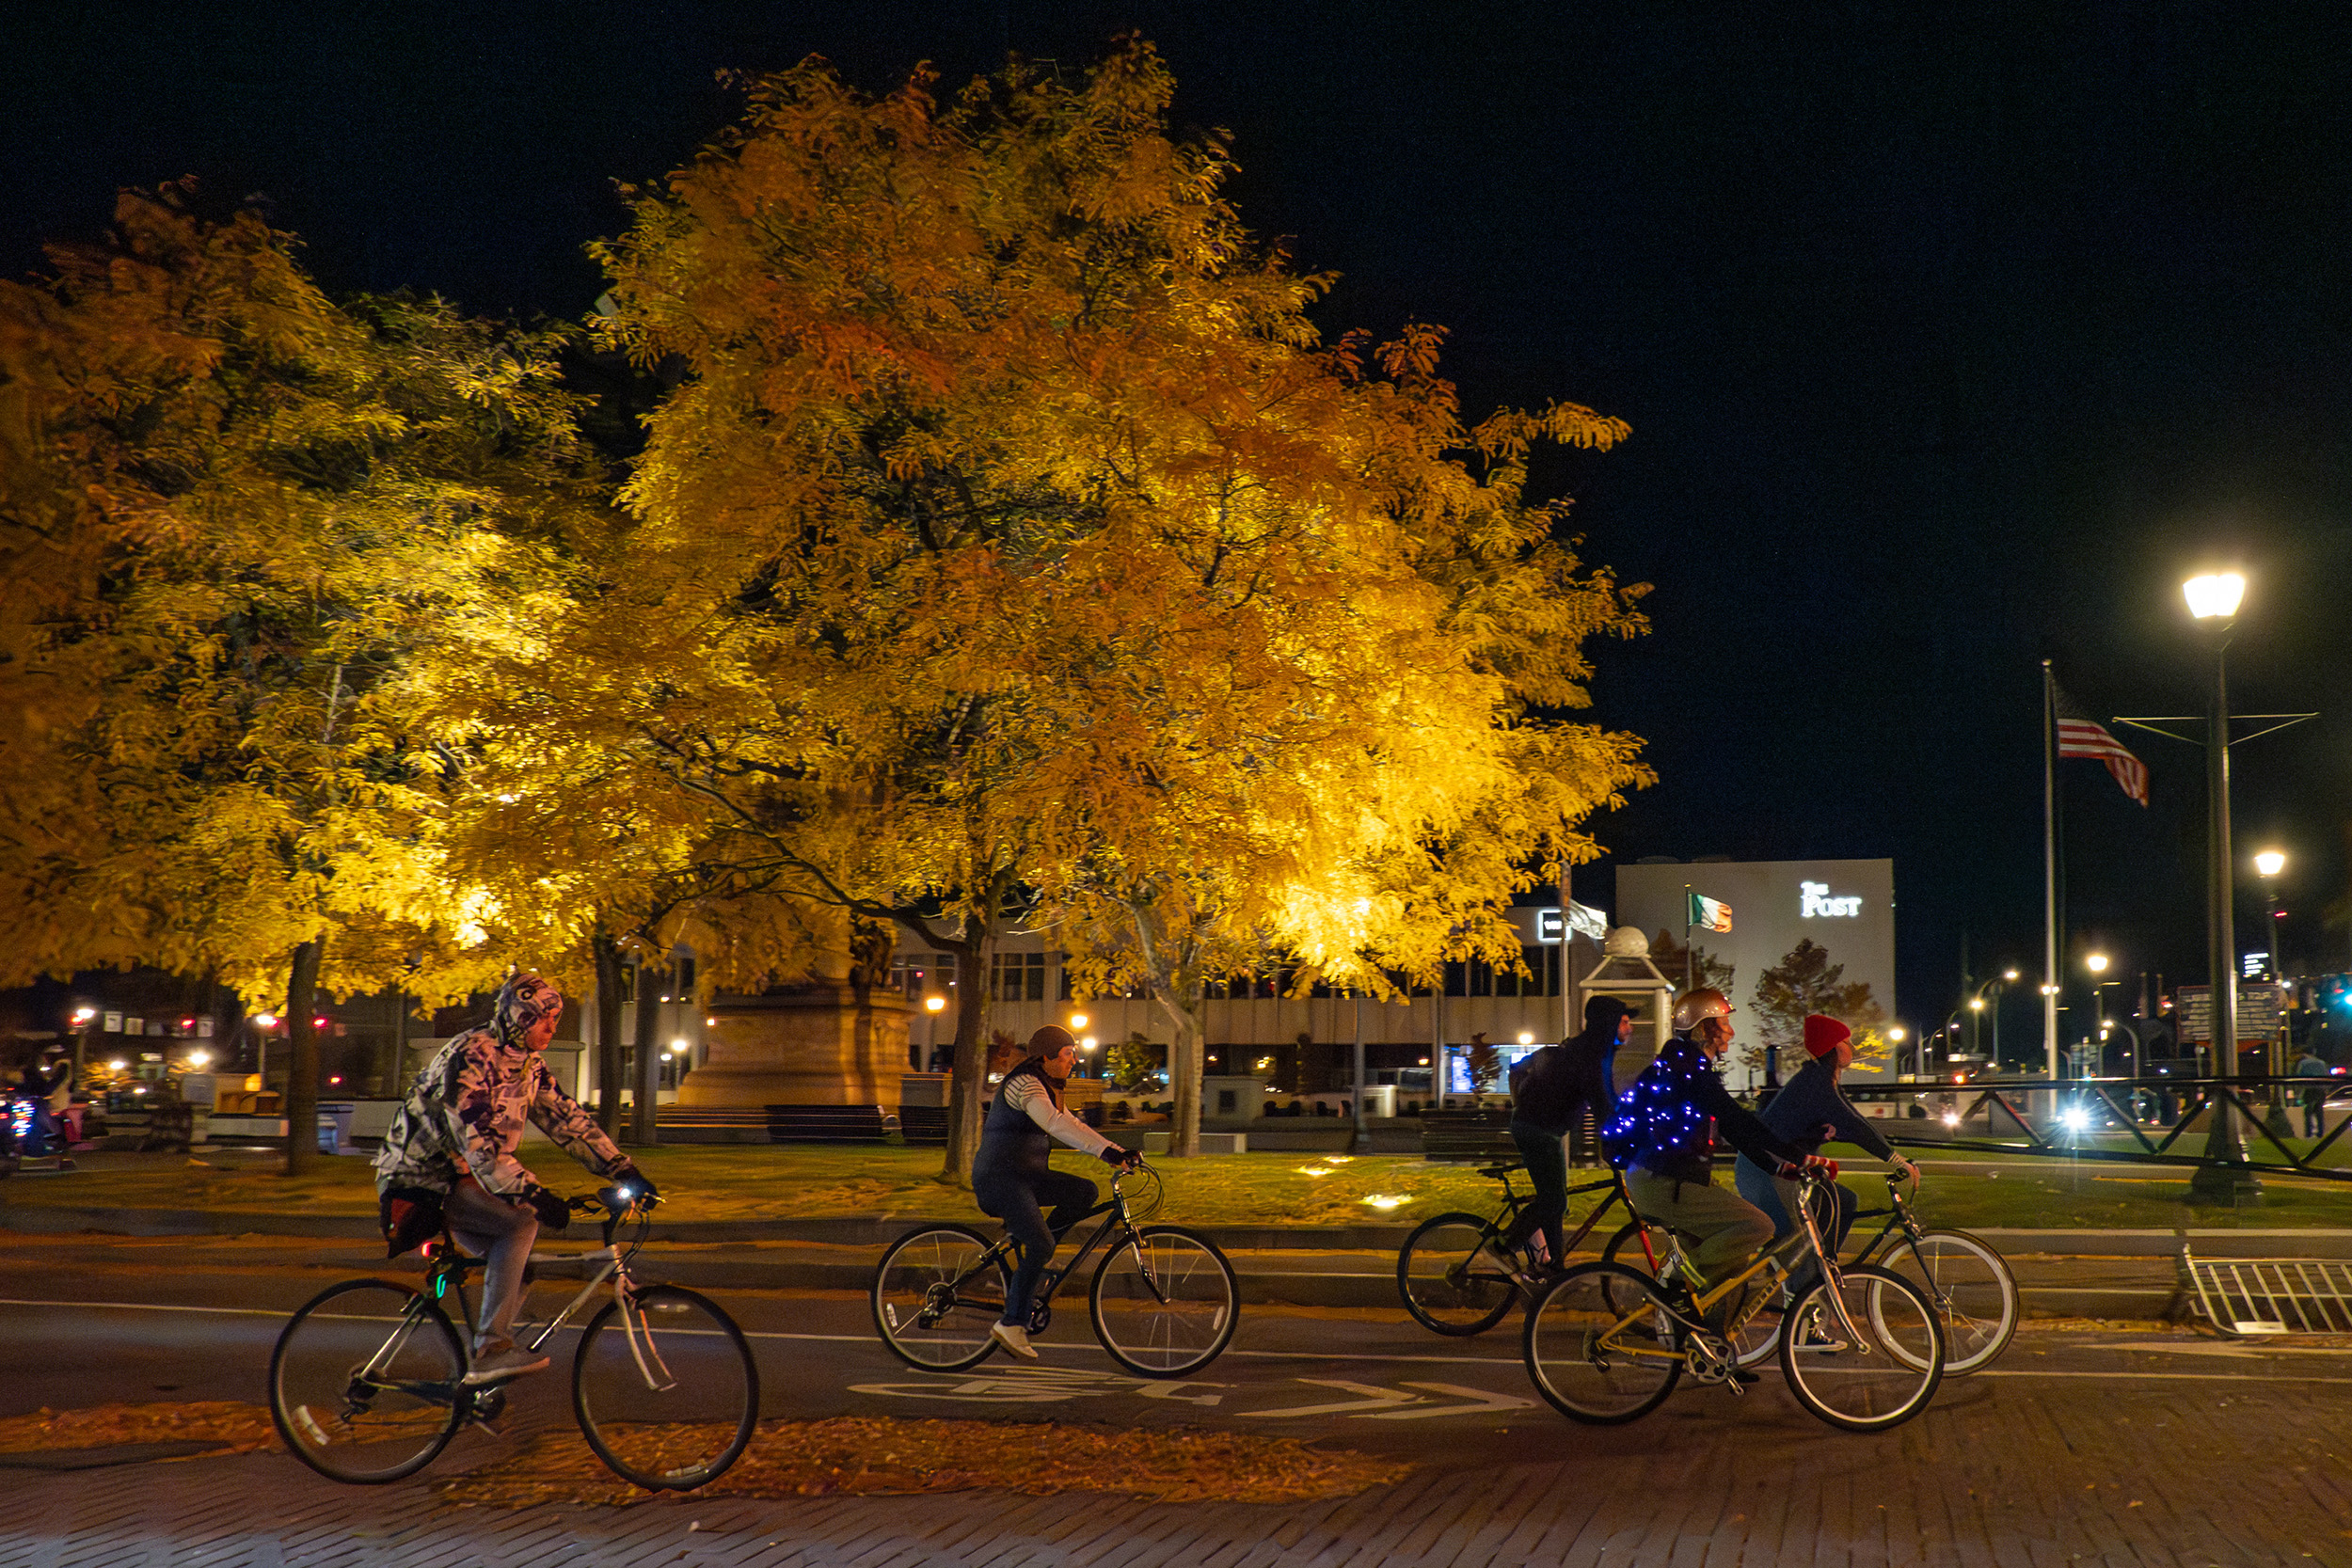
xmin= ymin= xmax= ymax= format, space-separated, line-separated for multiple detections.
xmin=1396 ymin=1164 xmax=1663 ymax=1336
xmin=1842 ymin=1166 xmax=2017 ymax=1373
xmin=1523 ymin=1171 xmax=1946 ymax=1433
xmin=872 ymin=1163 xmax=1237 ymax=1377
xmin=270 ymin=1185 xmax=757 ymax=1490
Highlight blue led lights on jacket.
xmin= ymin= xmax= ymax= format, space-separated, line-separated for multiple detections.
xmin=1603 ymin=1035 xmax=1803 ymax=1185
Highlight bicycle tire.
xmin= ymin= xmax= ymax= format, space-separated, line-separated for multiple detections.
xmin=1397 ymin=1212 xmax=1519 ymax=1336
xmin=1778 ymin=1264 xmax=1944 ymax=1433
xmin=1090 ymin=1225 xmax=1239 ymax=1377
xmin=872 ymin=1223 xmax=1009 ymax=1371
xmin=573 ymin=1285 xmax=759 ymax=1491
xmin=1882 ymin=1228 xmax=2017 ymax=1375
xmin=269 ymin=1277 xmax=466 ymax=1484
xmin=1522 ymin=1263 xmax=1684 ymax=1425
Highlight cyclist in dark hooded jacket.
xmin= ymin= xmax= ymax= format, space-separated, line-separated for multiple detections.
xmin=1502 ymin=995 xmax=1633 ymax=1269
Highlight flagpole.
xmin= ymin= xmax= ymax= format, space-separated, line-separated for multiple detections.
xmin=1682 ymin=884 xmax=1693 ymax=993
xmin=2042 ymin=660 xmax=2060 ymax=1079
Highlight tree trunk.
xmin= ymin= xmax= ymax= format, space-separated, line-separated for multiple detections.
xmin=591 ymin=929 xmax=628 ymax=1139
xmin=281 ymin=936 xmax=326 ymax=1177
xmin=1170 ymin=997 xmax=1205 ymax=1156
xmin=629 ymin=953 xmax=665 ymax=1147
xmin=939 ymin=937 xmax=989 ymax=1183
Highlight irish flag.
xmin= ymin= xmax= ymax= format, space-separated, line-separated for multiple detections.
xmin=1688 ymin=893 xmax=1733 ymax=933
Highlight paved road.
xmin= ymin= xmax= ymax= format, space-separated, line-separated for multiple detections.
xmin=3 ymin=1236 xmax=2351 ymax=1564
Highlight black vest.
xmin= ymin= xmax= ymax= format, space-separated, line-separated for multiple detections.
xmin=976 ymin=1057 xmax=1066 ymax=1178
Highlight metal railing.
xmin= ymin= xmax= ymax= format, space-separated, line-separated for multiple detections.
xmin=1836 ymin=1074 xmax=2352 ymax=1183
xmin=2182 ymin=1248 xmax=2352 ymax=1335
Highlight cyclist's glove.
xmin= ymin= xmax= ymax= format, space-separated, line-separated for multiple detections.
xmin=521 ymin=1185 xmax=571 ymax=1230
xmin=1778 ymin=1154 xmax=1838 ymax=1182
xmin=612 ymin=1163 xmax=659 ymax=1201
xmin=1100 ymin=1145 xmax=1140 ymax=1170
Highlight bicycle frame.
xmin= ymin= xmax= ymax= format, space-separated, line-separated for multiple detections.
xmin=1619 ymin=1174 xmax=1869 ymax=1361
xmin=912 ymin=1167 xmax=1158 ymax=1329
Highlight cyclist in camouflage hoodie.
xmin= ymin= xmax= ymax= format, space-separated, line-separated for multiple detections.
xmin=374 ymin=970 xmax=651 ymax=1384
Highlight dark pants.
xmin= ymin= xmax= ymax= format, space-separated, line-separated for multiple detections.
xmin=1734 ymin=1156 xmax=1855 ymax=1299
xmin=1504 ymin=1124 xmax=1569 ymax=1262
xmin=2305 ymin=1091 xmax=2328 ymax=1138
xmin=973 ymin=1164 xmax=1100 ymax=1327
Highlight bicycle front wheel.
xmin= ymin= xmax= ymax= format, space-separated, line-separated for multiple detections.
xmin=269 ymin=1278 xmax=465 ymax=1483
xmin=1779 ymin=1265 xmax=1945 ymax=1433
xmin=1397 ymin=1212 xmax=1518 ymax=1336
xmin=1883 ymin=1228 xmax=2017 ymax=1375
xmin=1523 ymin=1263 xmax=1684 ymax=1425
xmin=573 ymin=1286 xmax=758 ymax=1491
xmin=1089 ymin=1225 xmax=1238 ymax=1376
xmin=873 ymin=1224 xmax=1008 ymax=1370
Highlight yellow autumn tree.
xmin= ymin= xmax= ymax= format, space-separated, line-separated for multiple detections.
xmin=0 ymin=187 xmax=597 ymax=1170
xmin=568 ymin=40 xmax=1652 ymax=1164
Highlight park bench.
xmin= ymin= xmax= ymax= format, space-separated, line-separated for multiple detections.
xmin=1418 ymin=1107 xmax=1518 ymax=1164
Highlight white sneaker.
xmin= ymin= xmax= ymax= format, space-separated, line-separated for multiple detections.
xmin=463 ymin=1346 xmax=551 ymax=1386
xmin=990 ymin=1322 xmax=1040 ymax=1360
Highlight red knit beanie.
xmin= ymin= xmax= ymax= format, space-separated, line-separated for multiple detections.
xmin=1802 ymin=1014 xmax=1851 ymax=1058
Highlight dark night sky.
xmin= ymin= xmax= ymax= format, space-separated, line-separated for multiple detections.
xmin=8 ymin=2 xmax=2349 ymax=1040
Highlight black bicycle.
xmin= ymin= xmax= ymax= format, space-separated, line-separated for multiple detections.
xmin=1396 ymin=1164 xmax=1663 ymax=1336
xmin=871 ymin=1163 xmax=1237 ymax=1377
xmin=270 ymin=1187 xmax=757 ymax=1490
xmin=1842 ymin=1167 xmax=2017 ymax=1373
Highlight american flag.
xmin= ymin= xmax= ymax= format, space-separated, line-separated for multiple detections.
xmin=2053 ymin=682 xmax=2149 ymax=806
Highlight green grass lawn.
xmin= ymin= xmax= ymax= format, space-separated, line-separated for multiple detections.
xmin=8 ymin=1143 xmax=2349 ymax=1231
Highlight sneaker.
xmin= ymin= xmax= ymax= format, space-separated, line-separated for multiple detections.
xmin=991 ymin=1321 xmax=1040 ymax=1360
xmin=462 ymin=1346 xmax=551 ymax=1386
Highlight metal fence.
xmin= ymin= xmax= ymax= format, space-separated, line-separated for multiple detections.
xmin=1838 ymin=1073 xmax=2352 ymax=1183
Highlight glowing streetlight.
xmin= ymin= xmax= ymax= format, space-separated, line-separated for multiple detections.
xmin=2254 ymin=849 xmax=2285 ymax=878
xmin=1517 ymin=1031 xmax=1534 ymax=1046
xmin=255 ymin=1013 xmax=278 ymax=1029
xmin=2183 ymin=572 xmax=2247 ymax=621
xmin=1067 ymin=1012 xmax=1089 ymax=1032
xmin=187 ymin=1050 xmax=210 ymax=1069
xmin=2086 ymin=953 xmax=2109 ymax=974
xmin=924 ymin=995 xmax=946 ymax=1014
xmin=2185 ymin=567 xmax=2254 ymax=1199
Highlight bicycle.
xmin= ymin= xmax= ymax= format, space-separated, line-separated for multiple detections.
xmin=1396 ymin=1164 xmax=1665 ymax=1336
xmin=872 ymin=1163 xmax=1237 ymax=1377
xmin=269 ymin=1185 xmax=758 ymax=1489
xmin=1523 ymin=1171 xmax=1946 ymax=1433
xmin=1842 ymin=1166 xmax=2018 ymax=1373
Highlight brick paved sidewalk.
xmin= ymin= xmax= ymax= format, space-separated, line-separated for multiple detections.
xmin=7 ymin=1370 xmax=2347 ymax=1568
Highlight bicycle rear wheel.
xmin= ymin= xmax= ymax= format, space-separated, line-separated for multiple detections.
xmin=573 ymin=1285 xmax=758 ymax=1491
xmin=1778 ymin=1265 xmax=1945 ymax=1432
xmin=1883 ymin=1228 xmax=2017 ymax=1374
xmin=269 ymin=1278 xmax=465 ymax=1483
xmin=1090 ymin=1225 xmax=1238 ymax=1376
xmin=872 ymin=1224 xmax=1008 ymax=1371
xmin=1522 ymin=1263 xmax=1684 ymax=1424
xmin=1397 ymin=1212 xmax=1518 ymax=1336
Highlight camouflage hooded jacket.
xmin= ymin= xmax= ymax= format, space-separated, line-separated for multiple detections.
xmin=372 ymin=975 xmax=627 ymax=1198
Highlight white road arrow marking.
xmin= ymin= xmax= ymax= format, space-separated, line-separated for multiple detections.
xmin=1239 ymin=1379 xmax=1425 ymax=1418
xmin=1359 ymin=1381 xmax=1540 ymax=1420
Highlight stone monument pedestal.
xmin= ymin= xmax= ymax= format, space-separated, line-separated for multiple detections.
xmin=684 ymin=985 xmax=912 ymax=1109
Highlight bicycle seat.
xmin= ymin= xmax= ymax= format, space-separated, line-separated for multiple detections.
xmin=1476 ymin=1162 xmax=1527 ymax=1180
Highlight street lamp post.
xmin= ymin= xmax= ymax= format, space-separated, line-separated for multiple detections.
xmin=1889 ymin=1025 xmax=1910 ymax=1078
xmin=2185 ymin=571 xmax=2257 ymax=1202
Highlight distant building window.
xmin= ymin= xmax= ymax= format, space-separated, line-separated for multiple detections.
xmin=991 ymin=953 xmax=1046 ymax=1002
xmin=1217 ymin=1089 xmax=1236 ymax=1114
xmin=1469 ymin=959 xmax=1493 ymax=998
xmin=1444 ymin=961 xmax=1468 ymax=999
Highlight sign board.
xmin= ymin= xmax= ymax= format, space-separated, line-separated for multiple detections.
xmin=2175 ymin=985 xmax=2284 ymax=1043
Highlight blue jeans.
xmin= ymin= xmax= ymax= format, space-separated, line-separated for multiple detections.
xmin=1733 ymin=1156 xmax=1855 ymax=1299
xmin=973 ymin=1165 xmax=1099 ymax=1328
